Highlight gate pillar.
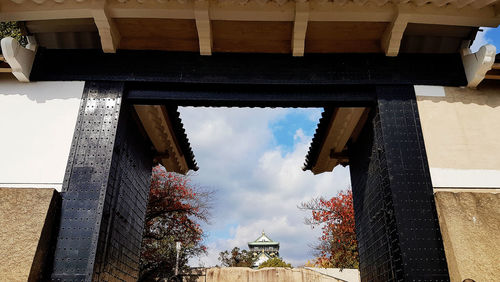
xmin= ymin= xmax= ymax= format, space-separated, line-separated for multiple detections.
xmin=51 ymin=82 xmax=153 ymax=281
xmin=349 ymin=85 xmax=449 ymax=281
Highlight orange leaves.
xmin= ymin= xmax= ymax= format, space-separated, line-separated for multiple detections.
xmin=299 ymin=189 xmax=359 ymax=269
xmin=141 ymin=165 xmax=212 ymax=278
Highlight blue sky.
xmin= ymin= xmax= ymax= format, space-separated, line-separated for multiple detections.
xmin=179 ymin=107 xmax=350 ymax=267
xmin=180 ymin=27 xmax=500 ymax=267
xmin=471 ymin=27 xmax=500 ymax=51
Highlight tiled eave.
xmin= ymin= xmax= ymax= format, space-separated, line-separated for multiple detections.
xmin=134 ymin=105 xmax=197 ymax=174
xmin=303 ymin=107 xmax=336 ymax=173
xmin=248 ymin=242 xmax=280 ymax=246
xmin=303 ymin=107 xmax=369 ymax=174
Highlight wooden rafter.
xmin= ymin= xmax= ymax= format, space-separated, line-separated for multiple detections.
xmin=134 ymin=105 xmax=190 ymax=174
xmin=292 ymin=1 xmax=309 ymax=57
xmin=194 ymin=0 xmax=212 ymax=56
xmin=381 ymin=6 xmax=409 ymax=57
xmin=91 ymin=0 xmax=120 ymax=53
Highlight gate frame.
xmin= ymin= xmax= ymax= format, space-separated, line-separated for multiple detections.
xmin=39 ymin=50 xmax=459 ymax=281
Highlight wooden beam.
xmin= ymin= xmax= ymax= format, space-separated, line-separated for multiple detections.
xmin=471 ymin=0 xmax=498 ymax=9
xmin=91 ymin=0 xmax=120 ymax=53
xmin=292 ymin=1 xmax=309 ymax=57
xmin=312 ymin=107 xmax=366 ymax=175
xmin=456 ymin=0 xmax=476 ymax=8
xmin=134 ymin=105 xmax=189 ymax=174
xmin=1 ymin=1 xmax=499 ymax=28
xmin=194 ymin=0 xmax=212 ymax=56
xmin=381 ymin=6 xmax=409 ymax=57
xmin=485 ymin=74 xmax=500 ymax=79
xmin=491 ymin=63 xmax=500 ymax=69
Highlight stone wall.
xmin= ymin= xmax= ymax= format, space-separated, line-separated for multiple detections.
xmin=435 ymin=191 xmax=500 ymax=282
xmin=191 ymin=267 xmax=343 ymax=282
xmin=0 ymin=188 xmax=60 ymax=281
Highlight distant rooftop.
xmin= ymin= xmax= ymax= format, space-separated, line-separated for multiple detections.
xmin=248 ymin=231 xmax=280 ymax=246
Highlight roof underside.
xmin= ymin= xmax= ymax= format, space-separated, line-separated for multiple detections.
xmin=304 ymin=107 xmax=369 ymax=174
xmin=134 ymin=104 xmax=198 ymax=174
xmin=2 ymin=0 xmax=498 ymax=56
xmin=19 ymin=20 xmax=479 ymax=55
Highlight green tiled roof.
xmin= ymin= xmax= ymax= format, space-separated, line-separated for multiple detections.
xmin=248 ymin=231 xmax=279 ymax=246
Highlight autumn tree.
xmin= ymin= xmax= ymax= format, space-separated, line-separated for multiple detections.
xmin=218 ymin=247 xmax=254 ymax=267
xmin=139 ymin=165 xmax=212 ymax=281
xmin=258 ymin=257 xmax=292 ymax=269
xmin=299 ymin=189 xmax=359 ymax=269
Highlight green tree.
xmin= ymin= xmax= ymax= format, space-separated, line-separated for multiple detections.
xmin=0 ymin=22 xmax=26 ymax=45
xmin=218 ymin=247 xmax=254 ymax=267
xmin=258 ymin=257 xmax=292 ymax=269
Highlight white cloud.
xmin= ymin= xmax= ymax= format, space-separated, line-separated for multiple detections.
xmin=470 ymin=27 xmax=492 ymax=52
xmin=179 ymin=107 xmax=351 ymax=267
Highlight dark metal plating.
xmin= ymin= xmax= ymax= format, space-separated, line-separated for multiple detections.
xmin=349 ymin=86 xmax=449 ymax=281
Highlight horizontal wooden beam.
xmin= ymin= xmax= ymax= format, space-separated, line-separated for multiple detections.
xmin=30 ymin=49 xmax=468 ymax=86
xmin=1 ymin=2 xmax=499 ymax=27
xmin=485 ymin=74 xmax=500 ymax=79
xmin=491 ymin=63 xmax=500 ymax=69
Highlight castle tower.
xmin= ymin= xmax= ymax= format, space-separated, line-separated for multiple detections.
xmin=248 ymin=231 xmax=280 ymax=268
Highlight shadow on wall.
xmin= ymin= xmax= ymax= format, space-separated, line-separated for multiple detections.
xmin=417 ymin=81 xmax=500 ymax=108
xmin=0 ymin=75 xmax=83 ymax=103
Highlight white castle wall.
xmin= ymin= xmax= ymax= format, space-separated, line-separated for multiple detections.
xmin=415 ymin=84 xmax=500 ymax=189
xmin=0 ymin=75 xmax=84 ymax=191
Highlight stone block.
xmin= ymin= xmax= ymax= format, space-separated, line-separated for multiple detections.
xmin=435 ymin=191 xmax=500 ymax=282
xmin=0 ymin=188 xmax=60 ymax=281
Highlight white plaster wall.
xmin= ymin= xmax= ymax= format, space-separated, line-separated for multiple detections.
xmin=0 ymin=75 xmax=84 ymax=191
xmin=415 ymin=84 xmax=500 ymax=189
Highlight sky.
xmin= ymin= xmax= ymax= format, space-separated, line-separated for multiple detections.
xmin=471 ymin=27 xmax=500 ymax=52
xmin=179 ymin=26 xmax=500 ymax=267
xmin=179 ymin=107 xmax=350 ymax=267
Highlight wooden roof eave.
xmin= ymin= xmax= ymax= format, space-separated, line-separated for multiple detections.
xmin=304 ymin=107 xmax=369 ymax=175
xmin=134 ymin=104 xmax=197 ymax=175
xmin=2 ymin=1 xmax=500 ymax=56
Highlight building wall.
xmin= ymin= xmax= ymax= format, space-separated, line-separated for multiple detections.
xmin=199 ymin=267 xmax=343 ymax=282
xmin=415 ymin=84 xmax=500 ymax=189
xmin=416 ymin=84 xmax=500 ymax=282
xmin=0 ymin=75 xmax=83 ymax=191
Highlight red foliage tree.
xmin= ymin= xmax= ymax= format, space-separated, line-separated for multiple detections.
xmin=299 ymin=189 xmax=358 ymax=269
xmin=139 ymin=165 xmax=212 ymax=281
